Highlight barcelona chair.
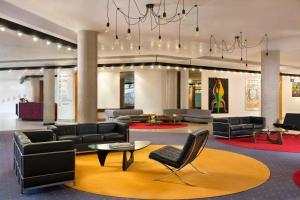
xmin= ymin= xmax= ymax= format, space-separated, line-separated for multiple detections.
xmin=149 ymin=129 xmax=209 ymax=186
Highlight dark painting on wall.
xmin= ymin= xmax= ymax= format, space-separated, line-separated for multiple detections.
xmin=209 ymin=78 xmax=228 ymax=113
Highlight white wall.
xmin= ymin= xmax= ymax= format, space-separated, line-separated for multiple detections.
xmin=135 ymin=70 xmax=164 ymax=114
xmin=97 ymin=70 xmax=120 ymax=109
xmin=0 ymin=78 xmax=34 ymax=114
xmin=201 ymin=70 xmax=261 ymax=118
xmin=282 ymin=76 xmax=300 ymax=115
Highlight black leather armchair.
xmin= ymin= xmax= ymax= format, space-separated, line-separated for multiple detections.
xmin=274 ymin=113 xmax=300 ymax=130
xmin=213 ymin=116 xmax=265 ymax=139
xmin=13 ymin=130 xmax=75 ymax=193
xmin=149 ymin=129 xmax=209 ymax=186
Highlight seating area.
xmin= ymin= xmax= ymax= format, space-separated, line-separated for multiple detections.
xmin=105 ymin=108 xmax=213 ymax=124
xmin=213 ymin=116 xmax=266 ymax=139
xmin=13 ymin=130 xmax=75 ymax=193
xmin=1 ymin=1 xmax=300 ymax=200
xmin=49 ymin=122 xmax=129 ymax=150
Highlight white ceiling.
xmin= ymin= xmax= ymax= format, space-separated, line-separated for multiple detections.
xmin=1 ymin=0 xmax=300 ymax=71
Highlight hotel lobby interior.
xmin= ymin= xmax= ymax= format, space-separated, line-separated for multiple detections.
xmin=1 ymin=0 xmax=300 ymax=199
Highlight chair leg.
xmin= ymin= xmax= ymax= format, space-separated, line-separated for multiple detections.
xmin=190 ymin=163 xmax=208 ymax=175
xmin=152 ymin=164 xmax=194 ymax=186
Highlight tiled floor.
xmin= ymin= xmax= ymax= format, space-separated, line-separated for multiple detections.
xmin=0 ymin=114 xmax=45 ymax=133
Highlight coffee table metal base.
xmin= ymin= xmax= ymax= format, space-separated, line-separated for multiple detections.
xmin=253 ymin=129 xmax=285 ymax=145
xmin=97 ymin=150 xmax=134 ymax=171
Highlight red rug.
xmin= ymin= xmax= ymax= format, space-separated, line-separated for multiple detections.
xmin=293 ymin=170 xmax=300 ymax=187
xmin=216 ymin=133 xmax=300 ymax=152
xmin=129 ymin=122 xmax=188 ymax=129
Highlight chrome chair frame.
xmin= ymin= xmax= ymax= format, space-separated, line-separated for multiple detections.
xmin=150 ymin=130 xmax=209 ymax=186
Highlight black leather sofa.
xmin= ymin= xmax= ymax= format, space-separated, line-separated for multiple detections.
xmin=49 ymin=122 xmax=129 ymax=150
xmin=13 ymin=130 xmax=75 ymax=193
xmin=213 ymin=116 xmax=265 ymax=139
xmin=274 ymin=113 xmax=300 ymax=130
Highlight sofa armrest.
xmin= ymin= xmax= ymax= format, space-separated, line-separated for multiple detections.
xmin=22 ymin=147 xmax=75 ymax=178
xmin=213 ymin=122 xmax=230 ymax=133
xmin=47 ymin=125 xmax=57 ymax=130
xmin=116 ymin=122 xmax=129 ymax=142
xmin=22 ymin=140 xmax=74 ymax=154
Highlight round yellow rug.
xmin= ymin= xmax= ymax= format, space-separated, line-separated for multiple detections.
xmin=67 ymin=145 xmax=270 ymax=199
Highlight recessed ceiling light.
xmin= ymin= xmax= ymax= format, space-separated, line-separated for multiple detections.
xmin=33 ymin=36 xmax=39 ymax=42
xmin=67 ymin=47 xmax=71 ymax=51
xmin=0 ymin=27 xmax=6 ymax=32
xmin=57 ymin=44 xmax=62 ymax=49
xmin=46 ymin=40 xmax=51 ymax=45
xmin=17 ymin=32 xmax=23 ymax=37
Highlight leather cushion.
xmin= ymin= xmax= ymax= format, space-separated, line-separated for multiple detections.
xmin=103 ymin=133 xmax=124 ymax=141
xmin=229 ymin=117 xmax=241 ymax=125
xmin=23 ymin=130 xmax=53 ymax=142
xmin=77 ymin=124 xmax=98 ymax=135
xmin=98 ymin=123 xmax=116 ymax=134
xmin=230 ymin=124 xmax=244 ymax=131
xmin=241 ymin=124 xmax=253 ymax=129
xmin=254 ymin=124 xmax=264 ymax=129
xmin=240 ymin=117 xmax=251 ymax=124
xmin=149 ymin=146 xmax=181 ymax=168
xmin=55 ymin=125 xmax=76 ymax=136
xmin=58 ymin=135 xmax=82 ymax=144
xmin=81 ymin=134 xmax=103 ymax=143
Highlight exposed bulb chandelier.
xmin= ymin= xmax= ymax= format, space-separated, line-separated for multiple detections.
xmin=209 ymin=32 xmax=269 ymax=67
xmin=106 ymin=0 xmax=200 ymax=50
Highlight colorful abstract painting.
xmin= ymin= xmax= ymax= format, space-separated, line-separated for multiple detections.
xmin=292 ymin=82 xmax=300 ymax=97
xmin=209 ymin=78 xmax=228 ymax=113
xmin=245 ymin=78 xmax=261 ymax=110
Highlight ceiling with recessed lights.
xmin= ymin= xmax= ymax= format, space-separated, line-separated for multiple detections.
xmin=1 ymin=0 xmax=300 ymax=72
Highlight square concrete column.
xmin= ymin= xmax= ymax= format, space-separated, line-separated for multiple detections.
xmin=180 ymin=70 xmax=189 ymax=109
xmin=77 ymin=30 xmax=98 ymax=123
xmin=261 ymin=50 xmax=280 ymax=127
xmin=43 ymin=68 xmax=55 ymax=125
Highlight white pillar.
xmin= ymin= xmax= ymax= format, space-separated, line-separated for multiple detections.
xmin=162 ymin=70 xmax=177 ymax=109
xmin=261 ymin=50 xmax=280 ymax=127
xmin=43 ymin=69 xmax=55 ymax=125
xmin=77 ymin=30 xmax=98 ymax=123
xmin=180 ymin=70 xmax=189 ymax=109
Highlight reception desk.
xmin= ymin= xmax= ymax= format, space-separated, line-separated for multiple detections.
xmin=17 ymin=102 xmax=43 ymax=121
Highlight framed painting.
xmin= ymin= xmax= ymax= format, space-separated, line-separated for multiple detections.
xmin=209 ymin=78 xmax=228 ymax=113
xmin=292 ymin=82 xmax=300 ymax=97
xmin=245 ymin=78 xmax=261 ymax=111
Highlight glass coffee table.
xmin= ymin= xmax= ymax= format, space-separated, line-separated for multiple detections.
xmin=88 ymin=141 xmax=151 ymax=171
xmin=253 ymin=128 xmax=287 ymax=144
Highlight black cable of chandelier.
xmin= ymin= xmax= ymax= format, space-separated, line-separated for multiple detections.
xmin=107 ymin=0 xmax=200 ymax=48
xmin=209 ymin=32 xmax=269 ymax=67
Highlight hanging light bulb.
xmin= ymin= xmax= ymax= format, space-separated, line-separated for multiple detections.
xmin=126 ymin=28 xmax=131 ymax=40
xmin=105 ymin=22 xmax=110 ymax=33
xmin=114 ymin=35 xmax=119 ymax=45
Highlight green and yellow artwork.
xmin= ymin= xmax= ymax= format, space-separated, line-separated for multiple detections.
xmin=209 ymin=78 xmax=228 ymax=113
xmin=292 ymin=82 xmax=300 ymax=97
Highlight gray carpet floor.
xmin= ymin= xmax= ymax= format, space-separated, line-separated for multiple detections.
xmin=1 ymin=130 xmax=300 ymax=200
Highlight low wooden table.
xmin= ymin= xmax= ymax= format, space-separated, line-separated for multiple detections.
xmin=253 ymin=128 xmax=287 ymax=144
